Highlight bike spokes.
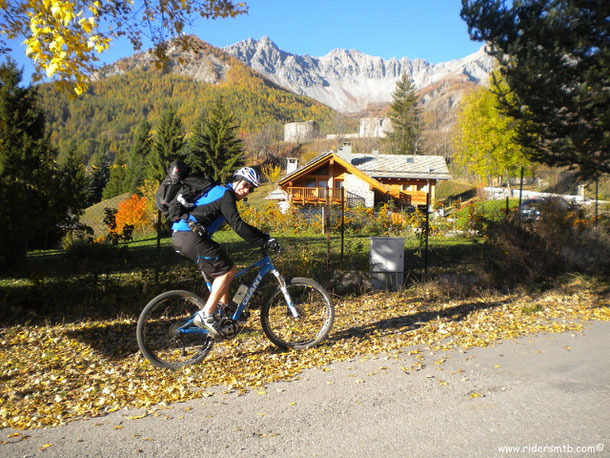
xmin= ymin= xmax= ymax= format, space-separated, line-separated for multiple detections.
xmin=261 ymin=278 xmax=334 ymax=350
xmin=137 ymin=291 xmax=213 ymax=369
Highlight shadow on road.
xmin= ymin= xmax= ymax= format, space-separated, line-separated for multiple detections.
xmin=329 ymin=297 xmax=511 ymax=342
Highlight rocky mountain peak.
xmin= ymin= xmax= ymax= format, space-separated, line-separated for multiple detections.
xmin=224 ymin=37 xmax=494 ymax=112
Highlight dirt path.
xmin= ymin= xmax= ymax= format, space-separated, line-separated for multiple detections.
xmin=3 ymin=321 xmax=609 ymax=457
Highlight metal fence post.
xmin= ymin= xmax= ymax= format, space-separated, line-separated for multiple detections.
xmin=326 ymin=187 xmax=331 ymax=268
xmin=155 ymin=210 xmax=161 ymax=285
xmin=519 ymin=166 xmax=524 ymax=207
xmin=595 ymin=178 xmax=599 ymax=229
xmin=341 ymin=187 xmax=345 ymax=262
xmin=424 ymin=192 xmax=430 ymax=276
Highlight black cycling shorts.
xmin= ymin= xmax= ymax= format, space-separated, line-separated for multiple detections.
xmin=171 ymin=230 xmax=234 ymax=278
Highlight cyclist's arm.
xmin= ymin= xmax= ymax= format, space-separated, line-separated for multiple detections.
xmin=219 ymin=193 xmax=267 ymax=247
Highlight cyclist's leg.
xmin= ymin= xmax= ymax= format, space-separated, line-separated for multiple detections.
xmin=172 ymin=230 xmax=235 ymax=317
xmin=203 ymin=265 xmax=236 ymax=315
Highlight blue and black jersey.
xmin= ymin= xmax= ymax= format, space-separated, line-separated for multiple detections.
xmin=172 ymin=183 xmax=266 ymax=247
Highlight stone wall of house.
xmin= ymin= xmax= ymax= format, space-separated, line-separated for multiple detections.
xmin=359 ymin=117 xmax=392 ymax=138
xmin=284 ymin=120 xmax=319 ymax=143
xmin=345 ymin=174 xmax=375 ymax=208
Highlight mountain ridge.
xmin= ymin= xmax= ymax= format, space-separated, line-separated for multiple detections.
xmin=223 ymin=36 xmax=494 ymax=113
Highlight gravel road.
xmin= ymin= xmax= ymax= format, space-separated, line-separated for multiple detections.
xmin=3 ymin=321 xmax=609 ymax=457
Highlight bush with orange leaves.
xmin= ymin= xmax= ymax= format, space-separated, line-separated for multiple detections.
xmin=113 ymin=194 xmax=155 ymax=236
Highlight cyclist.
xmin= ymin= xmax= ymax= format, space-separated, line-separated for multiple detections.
xmin=171 ymin=166 xmax=278 ymax=336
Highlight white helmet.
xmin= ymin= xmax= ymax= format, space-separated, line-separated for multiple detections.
xmin=233 ymin=166 xmax=260 ymax=187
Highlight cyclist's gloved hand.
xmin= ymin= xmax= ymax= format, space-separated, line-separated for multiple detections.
xmin=265 ymin=237 xmax=280 ymax=253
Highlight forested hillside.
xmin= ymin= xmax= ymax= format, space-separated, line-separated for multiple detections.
xmin=38 ymin=44 xmax=339 ymax=164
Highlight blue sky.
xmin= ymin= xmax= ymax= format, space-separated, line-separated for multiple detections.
xmin=7 ymin=0 xmax=484 ymax=84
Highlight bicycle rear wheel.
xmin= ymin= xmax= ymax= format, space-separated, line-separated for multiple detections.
xmin=261 ymin=277 xmax=334 ymax=350
xmin=136 ymin=290 xmax=213 ymax=370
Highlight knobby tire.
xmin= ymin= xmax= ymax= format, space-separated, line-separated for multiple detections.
xmin=261 ymin=277 xmax=334 ymax=350
xmin=136 ymin=290 xmax=213 ymax=370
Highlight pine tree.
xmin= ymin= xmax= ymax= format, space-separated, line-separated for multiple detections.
xmin=87 ymin=148 xmax=112 ymax=205
xmin=185 ymin=109 xmax=209 ymax=175
xmin=197 ymin=97 xmax=245 ymax=183
xmin=384 ymin=73 xmax=421 ymax=155
xmin=461 ymin=0 xmax=610 ymax=178
xmin=0 ymin=59 xmax=67 ymax=263
xmin=102 ymin=152 xmax=128 ymax=200
xmin=125 ymin=120 xmax=152 ymax=192
xmin=60 ymin=141 xmax=88 ymax=218
xmin=148 ymin=106 xmax=185 ymax=182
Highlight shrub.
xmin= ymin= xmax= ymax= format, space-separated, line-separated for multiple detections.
xmin=138 ymin=179 xmax=160 ymax=218
xmin=482 ymin=199 xmax=609 ymax=286
xmin=237 ymin=201 xmax=439 ymax=238
xmin=237 ymin=201 xmax=323 ymax=235
xmin=63 ymin=237 xmax=130 ymax=272
xmin=261 ymin=164 xmax=282 ymax=184
xmin=114 ymin=194 xmax=155 ymax=237
xmin=61 ymin=222 xmax=95 ymax=250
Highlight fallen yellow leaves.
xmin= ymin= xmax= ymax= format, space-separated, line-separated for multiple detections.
xmin=0 ymin=276 xmax=608 ymax=430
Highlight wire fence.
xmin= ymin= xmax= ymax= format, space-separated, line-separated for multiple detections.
xmin=9 ymin=188 xmax=607 ymax=326
xmin=66 ymin=191 xmax=437 ymax=287
xmin=50 ymin=187 xmax=608 ymax=292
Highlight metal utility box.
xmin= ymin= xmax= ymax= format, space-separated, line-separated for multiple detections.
xmin=370 ymin=237 xmax=404 ymax=291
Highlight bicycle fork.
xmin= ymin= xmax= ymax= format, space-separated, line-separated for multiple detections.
xmin=271 ymin=269 xmax=300 ymax=318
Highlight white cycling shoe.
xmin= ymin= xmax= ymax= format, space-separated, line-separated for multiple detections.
xmin=193 ymin=311 xmax=220 ymax=337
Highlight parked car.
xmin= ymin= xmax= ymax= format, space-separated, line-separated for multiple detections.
xmin=518 ymin=197 xmax=570 ymax=221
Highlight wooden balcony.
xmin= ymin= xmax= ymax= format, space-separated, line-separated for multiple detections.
xmin=286 ymin=187 xmax=429 ymax=207
xmin=389 ymin=190 xmax=429 ymax=206
xmin=286 ymin=187 xmax=344 ymax=205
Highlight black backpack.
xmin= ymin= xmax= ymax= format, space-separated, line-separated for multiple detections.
xmin=155 ymin=160 xmax=215 ymax=222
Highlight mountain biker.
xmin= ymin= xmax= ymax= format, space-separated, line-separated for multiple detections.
xmin=171 ymin=166 xmax=279 ymax=336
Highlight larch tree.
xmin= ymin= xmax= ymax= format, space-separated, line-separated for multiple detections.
xmin=453 ymin=80 xmax=532 ymax=190
xmin=0 ymin=0 xmax=248 ymax=95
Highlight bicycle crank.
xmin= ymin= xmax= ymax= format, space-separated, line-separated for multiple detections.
xmin=217 ymin=317 xmax=240 ymax=339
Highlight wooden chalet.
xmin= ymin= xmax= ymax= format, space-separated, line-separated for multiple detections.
xmin=272 ymin=143 xmax=450 ymax=209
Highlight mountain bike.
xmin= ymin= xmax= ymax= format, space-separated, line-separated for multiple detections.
xmin=136 ymin=249 xmax=335 ymax=370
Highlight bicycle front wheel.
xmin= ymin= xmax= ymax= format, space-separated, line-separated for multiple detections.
xmin=261 ymin=277 xmax=334 ymax=350
xmin=136 ymin=290 xmax=213 ymax=370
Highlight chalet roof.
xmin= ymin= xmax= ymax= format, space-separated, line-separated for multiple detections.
xmin=277 ymin=151 xmax=389 ymax=194
xmin=279 ymin=151 xmax=333 ymax=184
xmin=278 ymin=151 xmax=450 ymax=185
xmin=351 ymin=153 xmax=451 ymax=180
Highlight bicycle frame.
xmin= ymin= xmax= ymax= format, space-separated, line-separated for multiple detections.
xmin=179 ymin=254 xmax=299 ymax=336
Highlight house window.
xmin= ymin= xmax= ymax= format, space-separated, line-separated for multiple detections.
xmin=335 ymin=180 xmax=344 ymax=189
xmin=318 ymin=179 xmax=328 ymax=189
xmin=305 ymin=179 xmax=316 ymax=188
